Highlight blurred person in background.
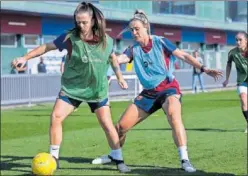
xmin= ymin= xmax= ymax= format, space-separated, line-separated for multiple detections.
xmin=37 ymin=56 xmax=47 ymax=73
xmin=92 ymin=9 xmax=222 ymax=173
xmin=192 ymin=50 xmax=207 ymax=94
xmin=11 ymin=2 xmax=130 ymax=173
xmin=223 ymin=31 xmax=248 ymax=133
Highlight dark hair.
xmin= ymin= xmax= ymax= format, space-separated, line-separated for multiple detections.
xmin=193 ymin=50 xmax=199 ymax=55
xmin=117 ymin=9 xmax=151 ymax=38
xmin=71 ymin=2 xmax=107 ymax=48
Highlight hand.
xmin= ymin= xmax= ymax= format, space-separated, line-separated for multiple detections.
xmin=204 ymin=68 xmax=223 ymax=81
xmin=118 ymin=79 xmax=128 ymax=89
xmin=222 ymin=80 xmax=229 ymax=87
xmin=11 ymin=57 xmax=27 ymax=69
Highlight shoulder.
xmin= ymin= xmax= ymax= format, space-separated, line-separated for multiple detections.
xmin=228 ymin=47 xmax=238 ymax=56
xmin=159 ymin=36 xmax=173 ymax=45
xmin=54 ymin=32 xmax=72 ymax=44
xmin=154 ymin=35 xmax=176 ymax=53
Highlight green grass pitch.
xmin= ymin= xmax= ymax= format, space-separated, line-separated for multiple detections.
xmin=1 ymin=90 xmax=247 ymax=175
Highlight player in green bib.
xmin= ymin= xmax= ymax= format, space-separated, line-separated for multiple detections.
xmin=11 ymin=2 xmax=130 ymax=173
xmin=223 ymin=31 xmax=248 ymax=133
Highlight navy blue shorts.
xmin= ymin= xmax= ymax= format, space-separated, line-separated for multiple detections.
xmin=58 ymin=93 xmax=109 ymax=113
xmin=134 ymin=88 xmax=181 ymax=114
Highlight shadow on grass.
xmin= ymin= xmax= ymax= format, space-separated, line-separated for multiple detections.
xmin=1 ymin=156 xmax=32 ymax=175
xmin=0 ymin=155 xmax=93 ymax=175
xmin=0 ymin=155 xmax=236 ymax=176
xmin=132 ymin=128 xmax=243 ymax=133
xmin=127 ymin=164 xmax=236 ymax=176
xmin=206 ymin=99 xmax=239 ymax=102
xmin=59 ymin=163 xmax=236 ymax=176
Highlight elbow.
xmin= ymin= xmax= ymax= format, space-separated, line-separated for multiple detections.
xmin=111 ymin=56 xmax=118 ymax=62
xmin=226 ymin=63 xmax=232 ymax=69
xmin=44 ymin=44 xmax=52 ymax=53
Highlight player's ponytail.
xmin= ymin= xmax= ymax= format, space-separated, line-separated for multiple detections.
xmin=117 ymin=9 xmax=151 ymax=38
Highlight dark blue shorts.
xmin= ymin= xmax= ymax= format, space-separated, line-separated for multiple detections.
xmin=58 ymin=93 xmax=109 ymax=113
xmin=134 ymin=88 xmax=181 ymax=114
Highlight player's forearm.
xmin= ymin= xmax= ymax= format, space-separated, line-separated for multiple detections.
xmin=174 ymin=49 xmax=204 ymax=70
xmin=183 ymin=53 xmax=203 ymax=70
xmin=23 ymin=43 xmax=54 ymax=61
xmin=225 ymin=63 xmax=232 ymax=81
xmin=60 ymin=63 xmax=65 ymax=73
xmin=110 ymin=55 xmax=124 ymax=81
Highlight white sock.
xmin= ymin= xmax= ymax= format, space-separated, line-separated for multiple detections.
xmin=109 ymin=148 xmax=123 ymax=161
xmin=178 ymin=146 xmax=189 ymax=161
xmin=50 ymin=145 xmax=60 ymax=159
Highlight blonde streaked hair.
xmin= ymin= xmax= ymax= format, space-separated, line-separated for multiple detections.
xmin=117 ymin=9 xmax=151 ymax=38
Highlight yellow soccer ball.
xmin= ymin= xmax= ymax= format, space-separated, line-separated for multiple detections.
xmin=32 ymin=152 xmax=57 ymax=175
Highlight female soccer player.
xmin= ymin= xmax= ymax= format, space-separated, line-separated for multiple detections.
xmin=92 ymin=10 xmax=222 ymax=173
xmin=223 ymin=31 xmax=248 ymax=133
xmin=11 ymin=2 xmax=130 ymax=173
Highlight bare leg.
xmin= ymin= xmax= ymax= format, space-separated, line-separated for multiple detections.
xmin=162 ymin=95 xmax=186 ymax=147
xmin=49 ymin=98 xmax=75 ymax=160
xmin=162 ymin=95 xmax=196 ymax=172
xmin=116 ymin=104 xmax=150 ymax=147
xmin=50 ymin=99 xmax=75 ymax=145
xmin=239 ymin=93 xmax=248 ymax=130
xmin=240 ymin=93 xmax=247 ymax=112
xmin=95 ymin=105 xmax=132 ymax=172
xmin=95 ymin=106 xmax=120 ymax=149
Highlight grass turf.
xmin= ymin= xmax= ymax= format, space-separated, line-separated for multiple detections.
xmin=1 ymin=90 xmax=247 ymax=175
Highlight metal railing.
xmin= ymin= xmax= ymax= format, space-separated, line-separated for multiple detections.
xmin=1 ymin=70 xmax=237 ymax=106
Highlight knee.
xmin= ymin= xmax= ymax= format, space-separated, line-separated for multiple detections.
xmin=166 ymin=104 xmax=178 ymax=118
xmin=166 ymin=107 xmax=182 ymax=125
xmin=115 ymin=123 xmax=128 ymax=137
xmin=168 ymin=112 xmax=180 ymax=124
xmin=51 ymin=112 xmax=64 ymax=125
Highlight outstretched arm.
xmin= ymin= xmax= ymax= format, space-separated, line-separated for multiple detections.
xmin=225 ymin=63 xmax=232 ymax=81
xmin=173 ymin=49 xmax=223 ymax=81
xmin=12 ymin=43 xmax=57 ymax=69
xmin=173 ymin=49 xmax=203 ymax=70
xmin=223 ymin=53 xmax=233 ymax=87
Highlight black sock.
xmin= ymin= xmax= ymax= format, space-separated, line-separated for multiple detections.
xmin=242 ymin=111 xmax=248 ymax=123
xmin=108 ymin=155 xmax=124 ymax=165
